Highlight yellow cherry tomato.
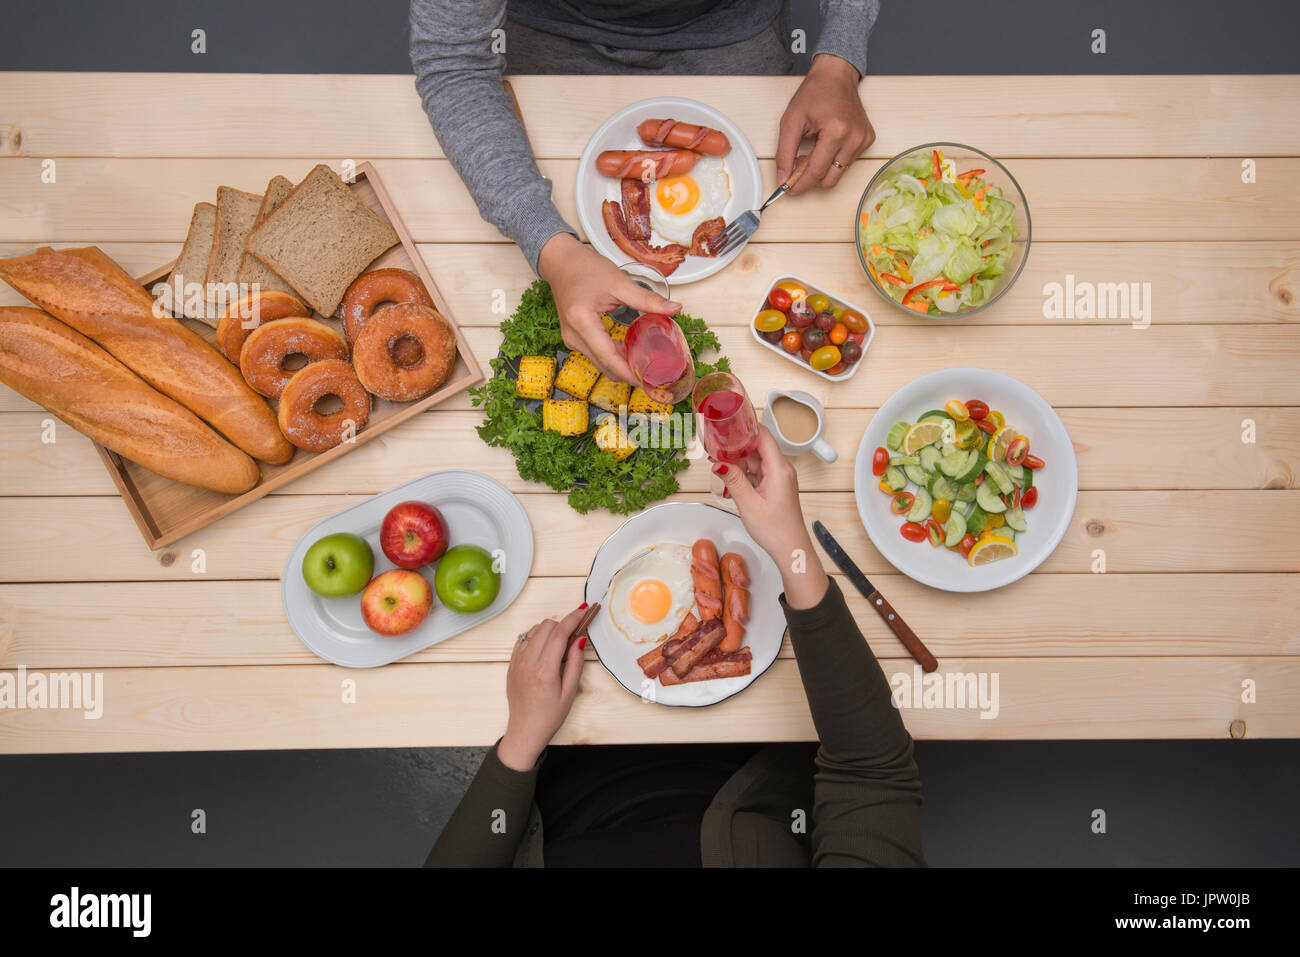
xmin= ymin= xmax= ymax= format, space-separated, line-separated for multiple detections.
xmin=829 ymin=305 xmax=845 ymax=320
xmin=953 ymin=419 xmax=979 ymax=449
xmin=809 ymin=345 xmax=842 ymax=371
xmin=777 ymin=281 xmax=807 ymax=302
xmin=986 ymin=512 xmax=1005 ymax=529
xmin=931 ymin=498 xmax=952 ymax=522
xmin=945 ymin=399 xmax=970 ymax=421
xmin=806 ymin=293 xmax=830 ymax=314
xmin=754 ymin=309 xmax=787 ymax=332
xmin=988 ymin=410 xmax=1005 ymax=428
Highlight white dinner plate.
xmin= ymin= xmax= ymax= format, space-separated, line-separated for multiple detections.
xmin=854 ymin=368 xmax=1079 ymax=593
xmin=282 ymin=470 xmax=533 ymax=667
xmin=574 ymin=96 xmax=763 ymax=284
xmin=582 ymin=501 xmax=785 ymax=707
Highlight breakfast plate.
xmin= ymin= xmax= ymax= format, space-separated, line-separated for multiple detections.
xmin=583 ymin=501 xmax=785 ymax=706
xmin=854 ymin=368 xmax=1078 ymax=593
xmin=282 ymin=470 xmax=533 ymax=667
xmin=575 ymin=96 xmax=763 ymax=284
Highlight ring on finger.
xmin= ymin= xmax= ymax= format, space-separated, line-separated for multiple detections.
xmin=831 ymin=160 xmax=846 ymax=170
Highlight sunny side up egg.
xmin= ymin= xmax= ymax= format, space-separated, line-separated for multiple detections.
xmin=649 ymin=155 xmax=731 ymax=246
xmin=606 ymin=543 xmax=696 ymax=644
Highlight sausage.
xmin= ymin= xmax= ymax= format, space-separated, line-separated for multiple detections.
xmin=601 ymin=200 xmax=687 ymax=276
xmin=596 ymin=149 xmax=697 ymax=180
xmin=719 ymin=552 xmax=750 ymax=654
xmin=691 ymin=539 xmax=723 ymax=621
xmin=669 ymin=619 xmax=725 ymax=678
xmin=637 ymin=119 xmax=731 ymax=156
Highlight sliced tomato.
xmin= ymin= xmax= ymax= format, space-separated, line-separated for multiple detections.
xmin=1023 ymin=454 xmax=1046 ymax=470
xmin=1012 ymin=486 xmax=1022 ymax=509
xmin=872 ymin=446 xmax=889 ymax=476
xmin=924 ymin=517 xmax=944 ymax=547
xmin=966 ymin=399 xmax=989 ymax=420
xmin=1022 ymin=486 xmax=1039 ymax=508
xmin=958 ymin=533 xmax=977 ymax=558
xmin=974 ymin=417 xmax=998 ymax=434
xmin=1005 ymin=435 xmax=1030 ymax=467
xmin=890 ymin=491 xmax=915 ymax=514
xmin=900 ymin=521 xmax=927 ymax=543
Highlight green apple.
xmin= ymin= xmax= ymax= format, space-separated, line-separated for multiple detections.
xmin=434 ymin=544 xmax=500 ymax=613
xmin=302 ymin=532 xmax=374 ymax=598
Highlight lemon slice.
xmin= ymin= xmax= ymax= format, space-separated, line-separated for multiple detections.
xmin=968 ymin=535 xmax=1018 ymax=566
xmin=986 ymin=426 xmax=1019 ymax=464
xmin=902 ymin=420 xmax=946 ymax=455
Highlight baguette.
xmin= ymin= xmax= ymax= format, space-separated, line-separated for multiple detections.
xmin=0 ymin=245 xmax=293 ymax=465
xmin=0 ymin=307 xmax=260 ymax=494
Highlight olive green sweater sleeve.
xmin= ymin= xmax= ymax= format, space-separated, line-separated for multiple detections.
xmin=781 ymin=577 xmax=926 ymax=867
xmin=424 ymin=739 xmax=542 ymax=867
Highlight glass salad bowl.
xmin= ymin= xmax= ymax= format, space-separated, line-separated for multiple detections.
xmin=856 ymin=142 xmax=1031 ymax=319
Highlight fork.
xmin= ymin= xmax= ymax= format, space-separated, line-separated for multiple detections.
xmin=712 ymin=154 xmax=811 ymax=258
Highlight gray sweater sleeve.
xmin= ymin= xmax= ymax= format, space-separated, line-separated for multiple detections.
xmin=409 ymin=0 xmax=578 ymax=273
xmin=815 ymin=0 xmax=881 ymax=77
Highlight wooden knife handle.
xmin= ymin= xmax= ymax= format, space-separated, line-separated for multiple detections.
xmin=867 ymin=591 xmax=938 ymax=673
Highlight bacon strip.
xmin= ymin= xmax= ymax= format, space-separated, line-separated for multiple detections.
xmin=636 ymin=613 xmax=698 ymax=678
xmin=719 ymin=552 xmax=750 ymax=654
xmin=601 ymin=200 xmax=686 ymax=277
xmin=668 ymin=618 xmax=725 ymax=678
xmin=691 ymin=539 xmax=723 ymax=621
xmin=660 ymin=648 xmax=752 ymax=685
xmin=621 ymin=179 xmax=651 ymax=241
xmin=689 ymin=217 xmax=726 ymax=257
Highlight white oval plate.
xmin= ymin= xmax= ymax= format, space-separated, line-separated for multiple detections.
xmin=575 ymin=96 xmax=763 ymax=284
xmin=854 ymin=368 xmax=1078 ymax=593
xmin=282 ymin=470 xmax=533 ymax=667
xmin=583 ymin=502 xmax=784 ymax=706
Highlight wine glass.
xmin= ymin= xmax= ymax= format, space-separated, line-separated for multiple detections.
xmin=692 ymin=372 xmax=759 ymax=508
xmin=614 ymin=262 xmax=694 ymax=405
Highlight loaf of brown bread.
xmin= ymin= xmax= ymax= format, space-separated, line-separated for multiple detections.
xmin=0 ymin=307 xmax=261 ymax=494
xmin=0 ymin=246 xmax=294 ymax=465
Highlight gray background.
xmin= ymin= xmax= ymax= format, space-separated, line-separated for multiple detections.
xmin=1 ymin=0 xmax=1298 ymax=867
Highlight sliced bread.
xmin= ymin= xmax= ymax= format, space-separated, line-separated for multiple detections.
xmin=236 ymin=176 xmax=297 ymax=298
xmin=205 ymin=186 xmax=262 ymax=306
xmin=169 ymin=201 xmax=218 ymax=322
xmin=244 ymin=164 xmax=399 ymax=316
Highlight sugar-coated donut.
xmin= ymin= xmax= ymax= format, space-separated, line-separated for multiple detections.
xmin=215 ymin=290 xmax=309 ymax=363
xmin=352 ymin=301 xmax=457 ymax=402
xmin=276 ymin=359 xmax=371 ymax=452
xmin=239 ymin=317 xmax=349 ymax=398
xmin=340 ymin=268 xmax=434 ymax=345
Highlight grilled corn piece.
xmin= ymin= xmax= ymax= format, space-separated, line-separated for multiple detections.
xmin=607 ymin=321 xmax=628 ymax=342
xmin=542 ymin=398 xmax=589 ymax=437
xmin=629 ymin=387 xmax=673 ymax=417
xmin=594 ymin=416 xmax=637 ymax=461
xmin=588 ymin=375 xmax=632 ymax=413
xmin=554 ymin=352 xmax=600 ymax=400
xmin=514 ymin=355 xmax=556 ymax=400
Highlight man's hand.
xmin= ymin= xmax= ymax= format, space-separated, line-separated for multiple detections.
xmin=536 ymin=233 xmax=681 ymax=382
xmin=776 ymin=53 xmax=875 ymax=195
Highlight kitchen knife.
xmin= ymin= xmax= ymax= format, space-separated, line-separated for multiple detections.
xmin=811 ymin=520 xmax=938 ymax=673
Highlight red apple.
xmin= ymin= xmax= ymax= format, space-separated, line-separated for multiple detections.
xmin=360 ymin=569 xmax=434 ymax=636
xmin=379 ymin=501 xmax=448 ymax=570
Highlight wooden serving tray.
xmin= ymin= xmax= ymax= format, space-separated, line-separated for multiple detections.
xmin=99 ymin=161 xmax=483 ymax=550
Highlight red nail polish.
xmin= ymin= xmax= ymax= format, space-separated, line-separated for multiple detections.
xmin=722 ymin=488 xmax=731 ymax=499
xmin=578 ymin=637 xmax=587 ymax=649
xmin=580 ymin=602 xmax=588 ymax=609
xmin=713 ymin=463 xmax=729 ymax=476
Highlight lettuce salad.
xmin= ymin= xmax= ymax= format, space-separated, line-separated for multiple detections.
xmin=859 ymin=149 xmax=1019 ymax=315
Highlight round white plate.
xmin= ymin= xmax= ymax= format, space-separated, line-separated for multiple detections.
xmin=854 ymin=368 xmax=1078 ymax=593
xmin=282 ymin=470 xmax=533 ymax=667
xmin=583 ymin=502 xmax=784 ymax=706
xmin=575 ymin=96 xmax=763 ymax=284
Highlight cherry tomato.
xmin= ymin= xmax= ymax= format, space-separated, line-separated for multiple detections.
xmin=1023 ymin=454 xmax=1046 ymax=469
xmin=1005 ymin=435 xmax=1030 ymax=466
xmin=754 ymin=309 xmax=787 ymax=332
xmin=958 ymin=533 xmax=977 ymax=558
xmin=954 ymin=419 xmax=980 ymax=448
xmin=829 ymin=322 xmax=849 ymax=345
xmin=806 ymin=293 xmax=830 ymax=314
xmin=800 ymin=346 xmax=813 ymax=362
xmin=768 ymin=287 xmax=793 ymax=312
xmin=872 ymin=446 xmax=889 ymax=476
xmin=931 ymin=497 xmax=951 ymax=522
xmin=974 ymin=417 xmax=998 ymax=434
xmin=781 ymin=331 xmax=802 ymax=354
xmin=826 ymin=361 xmax=848 ymax=375
xmin=788 ymin=299 xmax=815 ymax=327
xmin=944 ymin=399 xmax=970 ymax=421
xmin=801 ymin=327 xmax=827 ymax=351
xmin=776 ymin=281 xmax=806 ymax=301
xmin=841 ymin=340 xmax=863 ymax=363
xmin=760 ymin=328 xmax=783 ymax=344
xmin=900 ymin=521 xmax=927 ymax=543
xmin=965 ymin=399 xmax=989 ymax=420
xmin=924 ymin=517 xmax=944 ymax=547
xmin=829 ymin=305 xmax=845 ymax=320
xmin=810 ymin=345 xmax=842 ymax=371
xmin=1012 ymin=486 xmax=1022 ymax=509
xmin=841 ymin=309 xmax=868 ymax=333
xmin=988 ymin=410 xmax=1005 ymax=428
xmin=815 ymin=311 xmax=837 ymax=332
xmin=1022 ymin=486 xmax=1039 ymax=508
xmin=890 ymin=492 xmax=915 ymax=514
xmin=846 ymin=330 xmax=865 ymax=343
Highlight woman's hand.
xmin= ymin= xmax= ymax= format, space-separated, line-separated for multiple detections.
xmin=776 ymin=53 xmax=875 ymax=195
xmin=497 ymin=601 xmax=590 ymax=771
xmin=536 ymin=233 xmax=681 ymax=382
xmin=713 ymin=426 xmax=830 ymax=609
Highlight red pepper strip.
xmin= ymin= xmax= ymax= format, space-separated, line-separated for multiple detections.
xmin=956 ymin=168 xmax=986 ymax=184
xmin=932 ymin=149 xmax=942 ymax=180
xmin=879 ymin=273 xmax=908 ymax=288
xmin=902 ymin=279 xmax=948 ymax=304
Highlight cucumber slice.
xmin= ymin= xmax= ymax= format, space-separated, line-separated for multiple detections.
xmin=918 ymin=446 xmax=942 ymax=472
xmin=938 ymin=450 xmax=966 ymax=477
xmin=918 ymin=409 xmax=953 ymax=422
xmin=885 ymin=421 xmax=910 ymax=451
xmin=955 ymin=450 xmax=987 ymax=483
xmin=882 ymin=466 xmax=906 ymax=492
xmin=976 ymin=481 xmax=1008 ymax=513
xmin=905 ymin=487 xmax=932 ymax=522
xmin=1003 ymin=462 xmax=1025 ymax=483
xmin=940 ymin=440 xmax=959 ymax=457
xmin=955 ymin=482 xmax=977 ymax=503
xmin=944 ymin=509 xmax=967 ymax=547
xmin=1004 ymin=506 xmax=1027 ymax=532
xmin=985 ymin=460 xmax=1014 ymax=495
xmin=998 ymin=527 xmax=1016 ymax=543
xmin=966 ymin=504 xmax=988 ymax=536
xmin=890 ymin=454 xmax=920 ymax=467
xmin=903 ymin=464 xmax=929 ymax=486
xmin=929 ymin=475 xmax=958 ymax=501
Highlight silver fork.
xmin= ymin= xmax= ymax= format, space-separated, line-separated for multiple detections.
xmin=711 ymin=155 xmax=811 ymax=258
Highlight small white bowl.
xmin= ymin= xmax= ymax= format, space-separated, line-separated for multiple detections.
xmin=748 ymin=273 xmax=875 ymax=382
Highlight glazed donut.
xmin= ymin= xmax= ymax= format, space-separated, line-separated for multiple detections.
xmin=352 ymin=301 xmax=457 ymax=402
xmin=238 ymin=317 xmax=349 ymax=398
xmin=215 ymin=290 xmax=309 ymax=362
xmin=277 ymin=359 xmax=371 ymax=452
xmin=340 ymin=268 xmax=434 ymax=345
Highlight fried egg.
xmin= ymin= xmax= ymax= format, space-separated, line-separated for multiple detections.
xmin=606 ymin=543 xmax=695 ymax=644
xmin=649 ymin=155 xmax=731 ymax=246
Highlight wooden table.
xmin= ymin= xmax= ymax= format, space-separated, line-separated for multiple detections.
xmin=1 ymin=74 xmax=1297 ymax=752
